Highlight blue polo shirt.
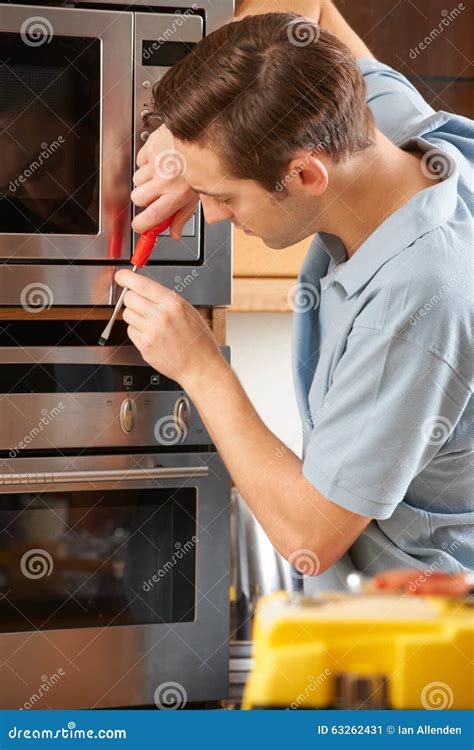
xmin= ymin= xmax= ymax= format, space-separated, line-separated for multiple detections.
xmin=292 ymin=58 xmax=473 ymax=588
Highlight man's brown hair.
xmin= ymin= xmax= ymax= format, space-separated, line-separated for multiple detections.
xmin=152 ymin=13 xmax=375 ymax=193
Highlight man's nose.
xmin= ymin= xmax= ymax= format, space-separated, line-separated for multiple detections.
xmin=201 ymin=196 xmax=233 ymax=224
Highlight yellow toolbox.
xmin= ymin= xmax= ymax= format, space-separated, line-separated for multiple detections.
xmin=242 ymin=591 xmax=473 ymax=710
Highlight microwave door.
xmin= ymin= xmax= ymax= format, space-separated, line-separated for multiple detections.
xmin=0 ymin=5 xmax=133 ymax=261
xmin=133 ymin=12 xmax=203 ymax=263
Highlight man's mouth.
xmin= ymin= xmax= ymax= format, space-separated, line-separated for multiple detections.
xmin=233 ymin=222 xmax=254 ymax=235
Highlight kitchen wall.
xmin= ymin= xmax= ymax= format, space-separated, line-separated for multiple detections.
xmin=226 ymin=312 xmax=303 ymax=458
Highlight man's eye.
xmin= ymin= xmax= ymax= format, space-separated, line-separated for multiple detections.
xmin=213 ymin=197 xmax=231 ymax=206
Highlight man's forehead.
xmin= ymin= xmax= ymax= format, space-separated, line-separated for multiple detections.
xmin=175 ymin=138 xmax=227 ymax=186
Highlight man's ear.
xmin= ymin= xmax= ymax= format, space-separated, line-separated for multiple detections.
xmin=287 ymin=154 xmax=329 ymax=196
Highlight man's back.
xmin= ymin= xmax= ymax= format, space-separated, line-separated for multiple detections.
xmin=293 ymin=56 xmax=473 ymax=580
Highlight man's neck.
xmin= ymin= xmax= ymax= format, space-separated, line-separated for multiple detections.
xmin=318 ymin=131 xmax=438 ymax=259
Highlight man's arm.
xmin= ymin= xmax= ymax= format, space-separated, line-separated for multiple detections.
xmin=236 ymin=0 xmax=322 ymax=22
xmin=114 ymin=270 xmax=371 ymax=575
xmin=182 ymin=355 xmax=371 ymax=574
xmin=320 ymin=1 xmax=373 ymax=58
xmin=236 ymin=0 xmax=374 ymax=59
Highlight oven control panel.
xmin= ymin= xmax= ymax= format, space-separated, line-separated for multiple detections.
xmin=0 ymin=346 xmax=231 ymax=453
xmin=133 ymin=12 xmax=204 ymax=263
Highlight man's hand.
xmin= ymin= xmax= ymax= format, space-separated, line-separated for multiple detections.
xmin=373 ymin=570 xmax=471 ymax=598
xmin=132 ymin=124 xmax=198 ymax=237
xmin=115 ymin=269 xmax=228 ymax=389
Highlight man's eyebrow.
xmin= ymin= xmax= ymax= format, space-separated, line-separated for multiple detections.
xmin=190 ymin=186 xmax=230 ymax=197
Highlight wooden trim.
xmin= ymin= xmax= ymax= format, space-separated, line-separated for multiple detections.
xmin=230 ymin=277 xmax=296 ymax=312
xmin=0 ymin=307 xmax=212 ymax=322
xmin=209 ymin=307 xmax=227 ymax=345
xmin=0 ymin=307 xmax=114 ymax=321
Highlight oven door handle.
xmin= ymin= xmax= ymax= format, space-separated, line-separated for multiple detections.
xmin=0 ymin=466 xmax=209 ymax=486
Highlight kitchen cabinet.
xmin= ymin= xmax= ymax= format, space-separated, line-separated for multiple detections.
xmin=231 ymin=0 xmax=474 ymax=312
xmin=232 ymin=229 xmax=311 ymax=312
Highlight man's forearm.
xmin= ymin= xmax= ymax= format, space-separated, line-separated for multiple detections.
xmin=236 ymin=0 xmax=322 ymax=23
xmin=235 ymin=1 xmax=373 ymax=60
xmin=183 ymin=359 xmax=369 ymax=570
xmin=319 ymin=1 xmax=373 ymax=58
xmin=184 ymin=360 xmax=309 ymax=560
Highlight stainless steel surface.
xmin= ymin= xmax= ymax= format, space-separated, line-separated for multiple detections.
xmin=120 ymin=397 xmax=135 ymax=433
xmin=0 ymin=344 xmax=221 ymax=450
xmin=0 ymin=346 xmax=174 ymax=366
xmin=335 ymin=674 xmax=388 ymax=710
xmin=174 ymin=397 xmax=190 ymax=438
xmin=0 ymin=1 xmax=234 ymax=306
xmin=230 ymin=490 xmax=301 ymax=640
xmin=0 ymin=4 xmax=133 ymax=261
xmin=74 ymin=0 xmax=235 ymax=33
xmin=0 ymin=451 xmax=231 ymax=709
xmin=100 ymin=266 xmax=138 ymax=344
xmin=0 ymin=464 xmax=209 ymax=487
xmin=227 ymin=640 xmax=253 ymax=703
xmin=0 ymin=221 xmax=232 ymax=305
xmin=133 ymin=12 xmax=203 ymax=262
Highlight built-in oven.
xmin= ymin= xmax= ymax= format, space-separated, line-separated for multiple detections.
xmin=0 ymin=342 xmax=231 ymax=708
xmin=0 ymin=0 xmax=234 ymax=306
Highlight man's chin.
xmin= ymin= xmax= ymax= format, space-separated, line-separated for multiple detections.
xmin=261 ymin=237 xmax=287 ymax=249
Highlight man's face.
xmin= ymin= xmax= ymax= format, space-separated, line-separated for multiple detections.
xmin=176 ymin=138 xmax=323 ymax=249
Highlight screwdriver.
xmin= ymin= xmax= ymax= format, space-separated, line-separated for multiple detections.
xmin=98 ymin=213 xmax=177 ymax=346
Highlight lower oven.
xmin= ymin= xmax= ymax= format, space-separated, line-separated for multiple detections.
xmin=0 ymin=343 xmax=231 ymax=709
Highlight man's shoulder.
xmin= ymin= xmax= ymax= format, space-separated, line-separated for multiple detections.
xmin=355 ymin=230 xmax=473 ymax=388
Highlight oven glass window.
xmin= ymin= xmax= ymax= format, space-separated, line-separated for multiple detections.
xmin=0 ymin=488 xmax=197 ymax=632
xmin=0 ymin=32 xmax=100 ymax=234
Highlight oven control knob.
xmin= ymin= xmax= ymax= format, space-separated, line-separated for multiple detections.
xmin=140 ymin=131 xmax=150 ymax=142
xmin=141 ymin=108 xmax=151 ymax=119
xmin=142 ymin=80 xmax=151 ymax=89
xmin=173 ymin=397 xmax=190 ymax=441
xmin=120 ymin=398 xmax=135 ymax=433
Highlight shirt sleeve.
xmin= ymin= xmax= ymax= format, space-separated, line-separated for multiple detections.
xmin=302 ymin=326 xmax=471 ymax=520
xmin=357 ymin=57 xmax=435 ymax=145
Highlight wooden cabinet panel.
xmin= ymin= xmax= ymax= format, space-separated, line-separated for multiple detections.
xmin=232 ymin=277 xmax=295 ymax=311
xmin=337 ymin=0 xmax=474 ymax=118
xmin=406 ymin=78 xmax=474 ymax=119
xmin=233 ymin=229 xmax=311 ymax=278
xmin=337 ymin=0 xmax=474 ymax=79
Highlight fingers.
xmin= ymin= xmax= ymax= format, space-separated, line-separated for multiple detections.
xmin=131 ymin=177 xmax=163 ymax=208
xmin=115 ymin=270 xmax=171 ymax=306
xmin=136 ymin=140 xmax=152 ymax=169
xmin=122 ymin=305 xmax=147 ymax=331
xmin=373 ymin=570 xmax=416 ymax=590
xmin=410 ymin=577 xmax=468 ymax=597
xmin=132 ymin=162 xmax=154 ymax=188
xmin=132 ymin=193 xmax=191 ymax=234
xmin=373 ymin=569 xmax=468 ymax=597
xmin=170 ymin=198 xmax=200 ymax=240
xmin=126 ymin=323 xmax=146 ymax=351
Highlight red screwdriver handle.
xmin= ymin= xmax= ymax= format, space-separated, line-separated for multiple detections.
xmin=131 ymin=213 xmax=178 ymax=268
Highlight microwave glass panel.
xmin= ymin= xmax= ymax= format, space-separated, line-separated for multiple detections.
xmin=0 ymin=32 xmax=100 ymax=235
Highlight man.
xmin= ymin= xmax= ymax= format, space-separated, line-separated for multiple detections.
xmin=115 ymin=1 xmax=473 ymax=585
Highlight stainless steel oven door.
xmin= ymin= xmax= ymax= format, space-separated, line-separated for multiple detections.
xmin=0 ymin=452 xmax=230 ymax=708
xmin=0 ymin=4 xmax=133 ymax=261
xmin=133 ymin=11 xmax=203 ymax=263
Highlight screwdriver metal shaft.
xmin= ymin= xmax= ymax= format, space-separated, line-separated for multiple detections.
xmin=98 ymin=266 xmax=138 ymax=346
xmin=98 ymin=213 xmax=177 ymax=346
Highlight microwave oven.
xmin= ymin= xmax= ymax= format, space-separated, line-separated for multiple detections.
xmin=0 ymin=1 xmax=234 ymax=306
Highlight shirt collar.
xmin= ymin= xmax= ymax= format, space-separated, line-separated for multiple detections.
xmin=320 ymin=137 xmax=459 ymax=299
